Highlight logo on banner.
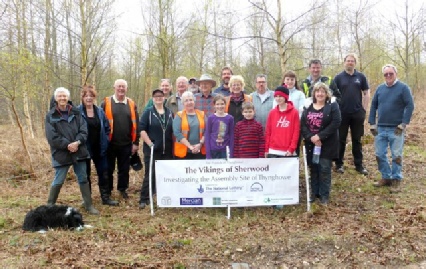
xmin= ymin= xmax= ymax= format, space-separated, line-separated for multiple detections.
xmin=161 ymin=196 xmax=171 ymax=205
xmin=180 ymin=198 xmax=203 ymax=205
xmin=250 ymin=182 xmax=263 ymax=192
xmin=197 ymin=185 xmax=204 ymax=193
xmin=212 ymin=197 xmax=221 ymax=205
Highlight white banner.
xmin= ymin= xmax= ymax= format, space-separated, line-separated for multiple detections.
xmin=155 ymin=158 xmax=299 ymax=207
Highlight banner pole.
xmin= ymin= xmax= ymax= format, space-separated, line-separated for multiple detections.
xmin=303 ymin=146 xmax=311 ymax=212
xmin=149 ymin=145 xmax=155 ymax=216
xmin=226 ymin=145 xmax=231 ymax=219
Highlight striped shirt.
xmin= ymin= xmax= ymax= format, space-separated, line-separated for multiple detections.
xmin=233 ymin=118 xmax=265 ymax=158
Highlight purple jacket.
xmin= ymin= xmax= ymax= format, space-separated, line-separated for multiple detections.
xmin=205 ymin=114 xmax=234 ymax=159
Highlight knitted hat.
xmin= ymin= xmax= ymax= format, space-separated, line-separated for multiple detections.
xmin=274 ymin=86 xmax=289 ymax=101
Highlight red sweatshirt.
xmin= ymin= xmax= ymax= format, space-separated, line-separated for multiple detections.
xmin=265 ymin=101 xmax=300 ymax=154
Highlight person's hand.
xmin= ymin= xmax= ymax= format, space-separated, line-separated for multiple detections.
xmin=149 ymin=142 xmax=154 ymax=148
xmin=310 ymin=134 xmax=320 ymax=144
xmin=191 ymin=143 xmax=201 ymax=154
xmin=370 ymin=125 xmax=378 ymax=136
xmin=67 ymin=141 xmax=79 ymax=153
xmin=132 ymin=144 xmax=139 ymax=154
xmin=395 ymin=124 xmax=405 ymax=136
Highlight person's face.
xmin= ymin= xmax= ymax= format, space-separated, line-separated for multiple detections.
xmin=189 ymin=80 xmax=196 ymax=87
xmin=214 ymin=99 xmax=226 ymax=113
xmin=83 ymin=92 xmax=95 ymax=106
xmin=383 ymin=67 xmax=397 ymax=85
xmin=231 ymin=81 xmax=243 ymax=94
xmin=176 ymin=79 xmax=188 ymax=94
xmin=114 ymin=82 xmax=127 ymax=100
xmin=182 ymin=95 xmax=195 ymax=110
xmin=55 ymin=92 xmax=69 ymax=108
xmin=221 ymin=69 xmax=232 ymax=85
xmin=200 ymin=81 xmax=212 ymax=94
xmin=242 ymin=108 xmax=255 ymax=120
xmin=160 ymin=80 xmax=171 ymax=95
xmin=284 ymin=76 xmax=295 ymax=89
xmin=152 ymin=93 xmax=165 ymax=105
xmin=256 ymin=77 xmax=267 ymax=93
xmin=314 ymin=88 xmax=327 ymax=103
xmin=344 ymin=56 xmax=356 ymax=72
xmin=274 ymin=95 xmax=286 ymax=106
xmin=309 ymin=63 xmax=322 ymax=78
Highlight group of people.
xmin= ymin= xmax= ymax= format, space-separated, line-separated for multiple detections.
xmin=45 ymin=53 xmax=414 ymax=213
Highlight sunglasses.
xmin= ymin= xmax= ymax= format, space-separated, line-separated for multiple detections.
xmin=383 ymin=73 xmax=394 ymax=77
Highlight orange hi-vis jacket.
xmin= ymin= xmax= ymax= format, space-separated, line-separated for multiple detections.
xmin=174 ymin=109 xmax=206 ymax=158
xmin=104 ymin=96 xmax=137 ymax=142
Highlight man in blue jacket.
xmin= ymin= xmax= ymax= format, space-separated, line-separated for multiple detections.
xmin=369 ymin=64 xmax=414 ymax=193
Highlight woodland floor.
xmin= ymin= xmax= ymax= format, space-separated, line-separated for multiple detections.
xmin=0 ymin=98 xmax=425 ymax=268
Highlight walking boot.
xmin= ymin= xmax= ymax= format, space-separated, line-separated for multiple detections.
xmin=390 ymin=180 xmax=402 ymax=193
xmin=80 ymin=183 xmax=100 ymax=215
xmin=99 ymin=186 xmax=119 ymax=206
xmin=47 ymin=184 xmax=62 ymax=206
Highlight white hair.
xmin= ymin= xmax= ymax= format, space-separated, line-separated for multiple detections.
xmin=114 ymin=79 xmax=128 ymax=88
xmin=54 ymin=87 xmax=70 ymax=98
xmin=181 ymin=91 xmax=195 ymax=102
xmin=382 ymin=64 xmax=398 ymax=74
xmin=176 ymin=76 xmax=189 ymax=84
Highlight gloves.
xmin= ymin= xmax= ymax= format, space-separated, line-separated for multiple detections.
xmin=370 ymin=125 xmax=378 ymax=136
xmin=394 ymin=124 xmax=405 ymax=136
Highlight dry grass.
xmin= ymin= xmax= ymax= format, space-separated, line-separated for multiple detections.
xmin=1 ymin=94 xmax=425 ymax=268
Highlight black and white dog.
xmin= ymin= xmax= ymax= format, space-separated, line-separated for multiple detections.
xmin=23 ymin=205 xmax=84 ymax=232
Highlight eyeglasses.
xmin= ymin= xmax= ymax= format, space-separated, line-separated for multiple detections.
xmin=256 ymin=81 xmax=266 ymax=84
xmin=383 ymin=73 xmax=394 ymax=77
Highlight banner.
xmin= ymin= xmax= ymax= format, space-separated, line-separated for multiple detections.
xmin=155 ymin=157 xmax=299 ymax=207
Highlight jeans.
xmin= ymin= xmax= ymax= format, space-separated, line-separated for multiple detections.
xmin=336 ymin=109 xmax=365 ymax=168
xmin=210 ymin=150 xmax=227 ymax=159
xmin=310 ymin=158 xmax=332 ymax=200
xmin=52 ymin=161 xmax=87 ymax=186
xmin=375 ymin=126 xmax=404 ymax=180
xmin=140 ymin=152 xmax=173 ymax=203
xmin=107 ymin=143 xmax=132 ymax=193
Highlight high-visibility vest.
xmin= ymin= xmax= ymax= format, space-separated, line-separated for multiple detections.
xmin=174 ymin=109 xmax=206 ymax=158
xmin=104 ymin=96 xmax=137 ymax=142
xmin=302 ymin=76 xmax=332 ymax=97
xmin=225 ymin=94 xmax=252 ymax=112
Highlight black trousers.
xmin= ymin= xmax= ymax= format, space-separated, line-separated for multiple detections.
xmin=140 ymin=152 xmax=173 ymax=203
xmin=336 ymin=109 xmax=365 ymax=168
xmin=85 ymin=151 xmax=108 ymax=190
xmin=106 ymin=143 xmax=132 ymax=193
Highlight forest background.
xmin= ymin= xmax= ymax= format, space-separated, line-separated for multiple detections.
xmin=0 ymin=1 xmax=426 ymax=267
xmin=1 ymin=0 xmax=425 ymax=147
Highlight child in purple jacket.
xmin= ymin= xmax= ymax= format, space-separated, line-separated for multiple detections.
xmin=205 ymin=95 xmax=234 ymax=159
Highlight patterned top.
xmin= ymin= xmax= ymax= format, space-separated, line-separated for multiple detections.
xmin=234 ymin=118 xmax=265 ymax=158
xmin=195 ymin=92 xmax=217 ymax=117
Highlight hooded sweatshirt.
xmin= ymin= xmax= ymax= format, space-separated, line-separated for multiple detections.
xmin=265 ymin=101 xmax=300 ymax=154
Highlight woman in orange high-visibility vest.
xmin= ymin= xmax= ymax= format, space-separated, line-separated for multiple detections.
xmin=172 ymin=91 xmax=207 ymax=159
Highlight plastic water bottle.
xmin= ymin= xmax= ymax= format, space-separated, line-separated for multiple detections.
xmin=312 ymin=145 xmax=321 ymax=164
